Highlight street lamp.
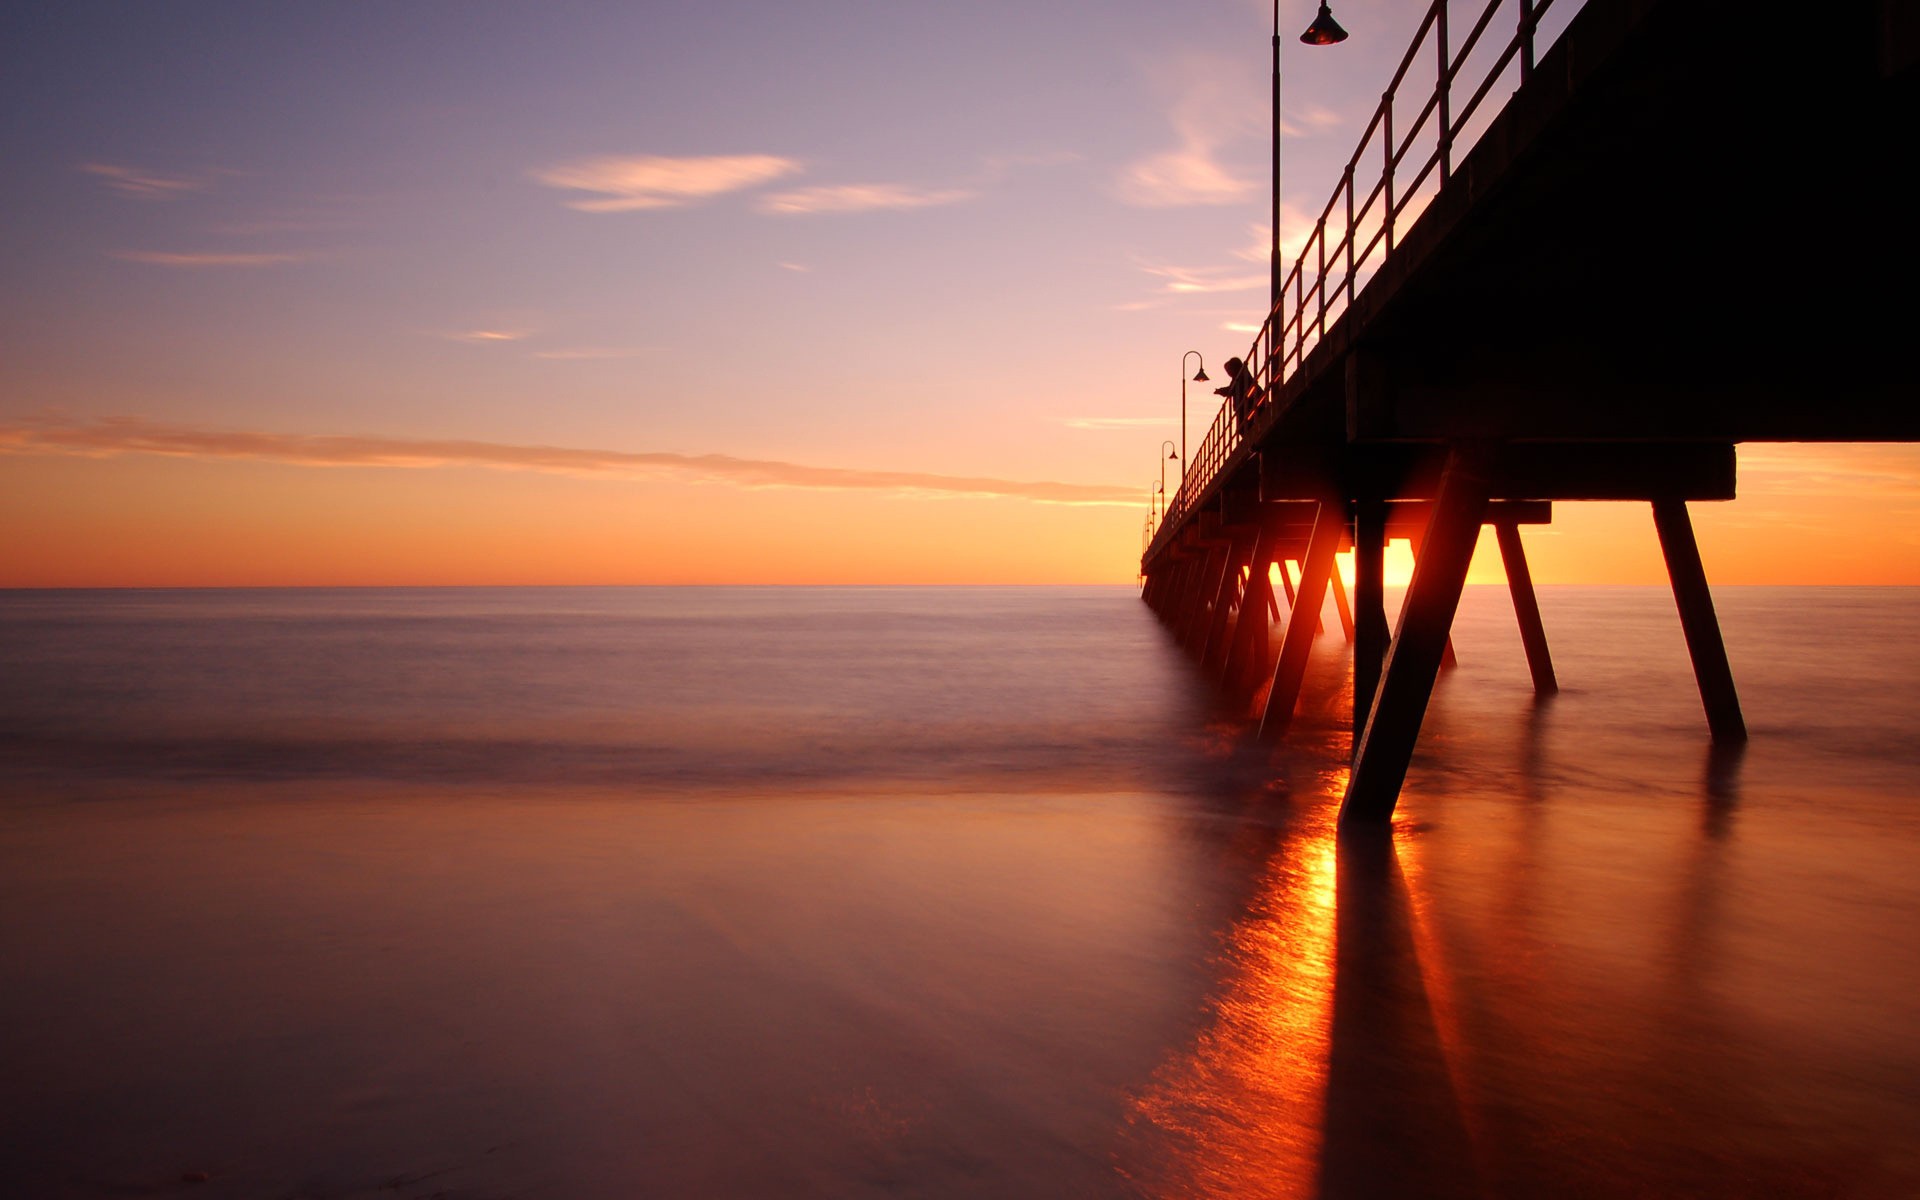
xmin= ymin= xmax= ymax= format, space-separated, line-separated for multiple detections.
xmin=1180 ymin=353 xmax=1209 ymax=479
xmin=1272 ymin=3 xmax=1349 ymax=318
xmin=1159 ymin=440 xmax=1177 ymax=509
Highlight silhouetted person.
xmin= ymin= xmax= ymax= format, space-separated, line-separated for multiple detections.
xmin=1215 ymin=356 xmax=1262 ymax=434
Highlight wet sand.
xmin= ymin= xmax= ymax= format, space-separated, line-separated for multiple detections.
xmin=3 ymin=586 xmax=1918 ymax=1197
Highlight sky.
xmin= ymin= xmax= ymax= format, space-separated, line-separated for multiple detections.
xmin=3 ymin=0 xmax=1916 ymax=586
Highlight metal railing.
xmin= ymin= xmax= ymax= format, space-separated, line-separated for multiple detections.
xmin=1149 ymin=0 xmax=1572 ymax=560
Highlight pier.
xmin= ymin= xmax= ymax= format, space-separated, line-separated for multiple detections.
xmin=1141 ymin=0 xmax=1919 ymax=825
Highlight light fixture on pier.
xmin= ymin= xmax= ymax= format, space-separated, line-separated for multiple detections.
xmin=1180 ymin=353 xmax=1208 ymax=479
xmin=1272 ymin=2 xmax=1349 ymax=331
xmin=1159 ymin=440 xmax=1178 ymax=525
xmin=1300 ymin=3 xmax=1348 ymax=46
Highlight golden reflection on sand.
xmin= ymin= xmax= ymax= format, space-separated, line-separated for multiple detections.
xmin=1388 ymin=816 xmax=1485 ymax=1171
xmin=1121 ymin=803 xmax=1340 ymax=1198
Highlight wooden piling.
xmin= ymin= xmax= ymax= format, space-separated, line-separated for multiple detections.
xmin=1651 ymin=498 xmax=1746 ymax=743
xmin=1353 ymin=499 xmax=1390 ymax=746
xmin=1201 ymin=533 xmax=1253 ymax=672
xmin=1275 ymin=558 xmax=1327 ymax=637
xmin=1495 ymin=522 xmax=1557 ymax=695
xmin=1258 ymin=502 xmax=1344 ymax=740
xmin=1224 ymin=525 xmax=1279 ymax=692
xmin=1406 ymin=523 xmax=1461 ymax=669
xmin=1329 ymin=566 xmax=1357 ymax=643
xmin=1342 ymin=452 xmax=1489 ymax=826
xmin=1177 ymin=545 xmax=1224 ymax=651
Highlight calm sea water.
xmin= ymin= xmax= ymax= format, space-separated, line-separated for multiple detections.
xmin=2 ymin=585 xmax=1916 ymax=1198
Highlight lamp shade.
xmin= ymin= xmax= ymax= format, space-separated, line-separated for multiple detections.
xmin=1300 ymin=3 xmax=1348 ymax=45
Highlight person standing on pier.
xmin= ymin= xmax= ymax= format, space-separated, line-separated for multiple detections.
xmin=1215 ymin=357 xmax=1262 ymax=435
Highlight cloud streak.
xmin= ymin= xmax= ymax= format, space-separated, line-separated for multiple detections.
xmin=0 ymin=417 xmax=1139 ymax=507
xmin=531 ymin=154 xmax=800 ymax=212
xmin=1115 ymin=146 xmax=1251 ymax=208
xmin=1737 ymin=445 xmax=1920 ymax=499
xmin=1114 ymin=57 xmax=1258 ymax=208
xmin=80 ymin=162 xmax=214 ymax=200
xmin=757 ymin=183 xmax=975 ymax=215
xmin=109 ymin=250 xmax=310 ymax=268
xmin=1062 ymin=416 xmax=1173 ymax=430
xmin=1135 ymin=262 xmax=1267 ymax=295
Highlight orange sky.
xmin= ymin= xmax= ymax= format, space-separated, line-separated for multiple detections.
xmin=4 ymin=2 xmax=1915 ymax=589
xmin=4 ymin=441 xmax=1918 ymax=587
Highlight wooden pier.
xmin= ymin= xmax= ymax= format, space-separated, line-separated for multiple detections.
xmin=1140 ymin=0 xmax=1919 ymax=827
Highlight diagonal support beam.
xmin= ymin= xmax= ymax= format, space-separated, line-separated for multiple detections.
xmin=1201 ymin=533 xmax=1255 ymax=672
xmin=1258 ymin=501 xmax=1345 ymax=740
xmin=1178 ymin=545 xmax=1226 ymax=651
xmin=1224 ymin=525 xmax=1279 ymax=692
xmin=1652 ymin=499 xmax=1746 ymax=743
xmin=1342 ymin=451 xmax=1490 ymax=826
xmin=1406 ymin=523 xmax=1461 ymax=669
xmin=1329 ymin=566 xmax=1357 ymax=643
xmin=1276 ymin=559 xmax=1326 ymax=636
xmin=1495 ymin=522 xmax=1557 ymax=695
xmin=1353 ymin=499 xmax=1391 ymax=747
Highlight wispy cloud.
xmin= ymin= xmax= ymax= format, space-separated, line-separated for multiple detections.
xmin=777 ymin=262 xmax=811 ymax=273
xmin=1233 ymin=213 xmax=1314 ymax=265
xmin=1282 ymin=104 xmax=1345 ymax=138
xmin=0 ymin=417 xmax=1139 ymax=507
xmin=1134 ymin=262 xmax=1266 ymax=295
xmin=1115 ymin=147 xmax=1251 ymax=208
xmin=1114 ymin=57 xmax=1258 ymax=208
xmin=1124 ymin=217 xmax=1313 ymax=311
xmin=108 ymin=250 xmax=310 ymax=268
xmin=531 ymin=154 xmax=800 ymax=212
xmin=756 ymin=183 xmax=975 ymax=215
xmin=446 ymin=329 xmax=528 ymax=344
xmin=80 ymin=162 xmax=215 ymax=200
xmin=1062 ymin=416 xmax=1173 ymax=430
xmin=1737 ymin=445 xmax=1920 ymax=499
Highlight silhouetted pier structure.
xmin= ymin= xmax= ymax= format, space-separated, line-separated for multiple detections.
xmin=1141 ymin=0 xmax=1918 ymax=826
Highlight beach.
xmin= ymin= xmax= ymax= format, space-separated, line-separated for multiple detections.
xmin=3 ymin=585 xmax=1917 ymax=1197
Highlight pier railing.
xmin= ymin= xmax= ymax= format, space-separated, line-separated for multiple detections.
xmin=1150 ymin=0 xmax=1577 ymax=554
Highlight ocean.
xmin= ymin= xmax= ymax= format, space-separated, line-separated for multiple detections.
xmin=2 ymin=585 xmax=1916 ymax=1198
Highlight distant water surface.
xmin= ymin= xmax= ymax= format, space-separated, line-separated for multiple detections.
xmin=1 ymin=585 xmax=1916 ymax=1198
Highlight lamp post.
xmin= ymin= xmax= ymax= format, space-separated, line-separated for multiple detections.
xmin=1180 ymin=353 xmax=1209 ymax=480
xmin=1273 ymin=3 xmax=1349 ymax=330
xmin=1159 ymin=440 xmax=1177 ymax=511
